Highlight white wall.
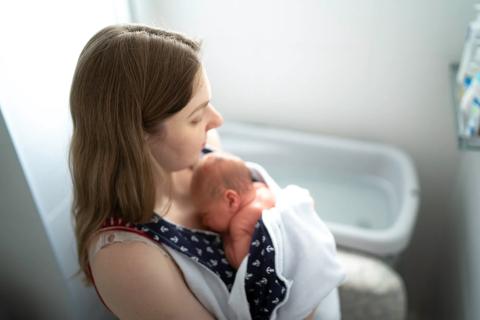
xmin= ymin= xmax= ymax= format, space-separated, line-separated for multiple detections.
xmin=0 ymin=1 xmax=130 ymax=319
xmin=447 ymin=151 xmax=480 ymax=320
xmin=0 ymin=109 xmax=71 ymax=320
xmin=130 ymin=0 xmax=476 ymax=318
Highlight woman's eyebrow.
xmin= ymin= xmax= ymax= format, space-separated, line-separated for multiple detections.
xmin=188 ymin=100 xmax=209 ymax=118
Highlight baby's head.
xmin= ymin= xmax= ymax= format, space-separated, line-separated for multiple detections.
xmin=191 ymin=152 xmax=255 ymax=232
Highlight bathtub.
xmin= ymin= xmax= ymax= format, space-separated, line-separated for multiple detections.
xmin=217 ymin=121 xmax=420 ymax=258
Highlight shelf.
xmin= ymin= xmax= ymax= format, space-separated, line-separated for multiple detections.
xmin=450 ymin=64 xmax=480 ymax=150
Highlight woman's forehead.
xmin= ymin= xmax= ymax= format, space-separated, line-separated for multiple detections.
xmin=193 ymin=67 xmax=211 ymax=99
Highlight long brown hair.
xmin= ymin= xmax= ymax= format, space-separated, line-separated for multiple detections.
xmin=69 ymin=24 xmax=201 ymax=284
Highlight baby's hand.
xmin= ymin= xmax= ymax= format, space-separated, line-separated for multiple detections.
xmin=222 ymin=234 xmax=241 ymax=269
xmin=253 ymin=182 xmax=276 ymax=208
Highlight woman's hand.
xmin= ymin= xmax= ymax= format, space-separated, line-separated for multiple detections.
xmin=304 ymin=306 xmax=318 ymax=320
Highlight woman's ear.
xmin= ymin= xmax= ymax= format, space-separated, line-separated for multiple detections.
xmin=225 ymin=190 xmax=240 ymax=212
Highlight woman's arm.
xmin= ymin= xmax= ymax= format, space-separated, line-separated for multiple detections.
xmin=90 ymin=241 xmax=215 ymax=320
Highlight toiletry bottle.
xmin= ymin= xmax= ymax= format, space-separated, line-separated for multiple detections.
xmin=466 ymin=102 xmax=480 ymax=136
xmin=457 ymin=4 xmax=480 ymax=89
xmin=461 ymin=72 xmax=480 ymax=136
xmin=463 ymin=50 xmax=480 ymax=89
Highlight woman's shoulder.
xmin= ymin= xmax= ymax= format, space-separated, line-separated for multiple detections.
xmin=89 ymin=230 xmax=214 ymax=319
xmin=88 ymin=229 xmax=167 ymax=261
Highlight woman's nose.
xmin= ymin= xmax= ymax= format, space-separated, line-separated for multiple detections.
xmin=206 ymin=104 xmax=224 ymax=130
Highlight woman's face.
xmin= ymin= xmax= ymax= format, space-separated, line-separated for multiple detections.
xmin=147 ymin=66 xmax=224 ymax=172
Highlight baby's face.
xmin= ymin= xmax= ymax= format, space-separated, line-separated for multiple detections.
xmin=199 ymin=199 xmax=232 ymax=233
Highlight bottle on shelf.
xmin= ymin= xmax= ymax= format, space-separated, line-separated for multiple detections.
xmin=466 ymin=102 xmax=480 ymax=137
xmin=461 ymin=72 xmax=480 ymax=137
xmin=457 ymin=4 xmax=480 ymax=92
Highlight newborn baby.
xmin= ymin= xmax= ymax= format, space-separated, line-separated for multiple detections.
xmin=190 ymin=152 xmax=276 ymax=269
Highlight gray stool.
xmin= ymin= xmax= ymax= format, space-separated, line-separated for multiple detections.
xmin=337 ymin=250 xmax=407 ymax=320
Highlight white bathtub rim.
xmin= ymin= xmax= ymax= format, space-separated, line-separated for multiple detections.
xmin=220 ymin=121 xmax=410 ymax=158
xmin=327 ymin=192 xmax=419 ymax=256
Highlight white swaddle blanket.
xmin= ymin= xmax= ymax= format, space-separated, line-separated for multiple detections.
xmin=162 ymin=161 xmax=346 ymax=320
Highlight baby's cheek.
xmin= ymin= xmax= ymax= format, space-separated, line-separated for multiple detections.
xmin=201 ymin=214 xmax=209 ymax=225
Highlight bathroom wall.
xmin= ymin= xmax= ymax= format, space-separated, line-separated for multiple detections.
xmin=446 ymin=151 xmax=480 ymax=320
xmin=0 ymin=1 xmax=129 ymax=318
xmin=0 ymin=107 xmax=71 ymax=320
xmin=130 ymin=0 xmax=476 ymax=318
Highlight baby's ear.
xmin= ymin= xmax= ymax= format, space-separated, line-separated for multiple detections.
xmin=225 ymin=190 xmax=240 ymax=212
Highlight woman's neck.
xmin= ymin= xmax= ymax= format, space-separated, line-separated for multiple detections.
xmin=153 ymin=168 xmax=205 ymax=229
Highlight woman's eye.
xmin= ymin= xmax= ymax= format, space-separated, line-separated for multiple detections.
xmin=191 ymin=118 xmax=202 ymax=125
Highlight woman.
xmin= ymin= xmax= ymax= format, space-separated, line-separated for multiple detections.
xmin=70 ymin=24 xmax=225 ymax=319
xmin=70 ymin=24 xmax=330 ymax=319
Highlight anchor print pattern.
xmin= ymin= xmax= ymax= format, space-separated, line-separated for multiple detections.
xmin=244 ymin=219 xmax=287 ymax=320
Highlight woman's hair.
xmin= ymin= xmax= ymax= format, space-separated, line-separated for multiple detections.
xmin=191 ymin=153 xmax=253 ymax=208
xmin=69 ymin=24 xmax=201 ymax=284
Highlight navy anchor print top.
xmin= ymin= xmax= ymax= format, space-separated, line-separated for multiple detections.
xmin=134 ymin=215 xmax=287 ymax=319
